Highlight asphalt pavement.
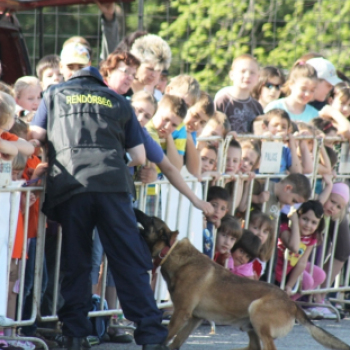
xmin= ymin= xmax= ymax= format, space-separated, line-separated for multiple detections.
xmin=94 ymin=317 xmax=350 ymax=350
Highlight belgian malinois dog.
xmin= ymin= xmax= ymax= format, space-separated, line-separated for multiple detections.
xmin=134 ymin=208 xmax=350 ymax=350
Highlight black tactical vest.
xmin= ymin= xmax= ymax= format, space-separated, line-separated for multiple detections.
xmin=44 ymin=69 xmax=135 ymax=209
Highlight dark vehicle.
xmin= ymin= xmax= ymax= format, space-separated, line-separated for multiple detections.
xmin=0 ymin=0 xmax=133 ymax=84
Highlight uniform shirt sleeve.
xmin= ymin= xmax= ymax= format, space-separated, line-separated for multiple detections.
xmin=143 ymin=128 xmax=164 ymax=164
xmin=31 ymin=99 xmax=48 ymax=130
xmin=124 ymin=109 xmax=144 ymax=149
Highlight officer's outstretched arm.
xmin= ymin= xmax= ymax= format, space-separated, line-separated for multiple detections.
xmin=126 ymin=144 xmax=145 ymax=167
xmin=29 ymin=126 xmax=47 ymax=143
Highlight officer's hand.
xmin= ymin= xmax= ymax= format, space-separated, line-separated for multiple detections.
xmin=139 ymin=166 xmax=157 ymax=184
xmin=192 ymin=199 xmax=214 ymax=217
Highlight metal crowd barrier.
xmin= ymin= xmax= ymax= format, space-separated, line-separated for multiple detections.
xmin=1 ymin=133 xmax=350 ymax=347
xmin=0 ymin=183 xmax=48 ymax=350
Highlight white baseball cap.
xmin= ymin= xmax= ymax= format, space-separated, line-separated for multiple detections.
xmin=307 ymin=57 xmax=342 ymax=86
xmin=60 ymin=42 xmax=90 ymax=65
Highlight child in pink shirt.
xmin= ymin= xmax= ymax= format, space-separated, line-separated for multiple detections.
xmin=228 ymin=229 xmax=261 ymax=279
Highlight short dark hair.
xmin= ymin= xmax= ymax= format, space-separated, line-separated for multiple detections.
xmin=195 ymin=91 xmax=215 ymax=118
xmin=231 ymin=229 xmax=261 ymax=261
xmin=263 ymin=108 xmax=291 ymax=128
xmin=207 ymin=186 xmax=230 ymax=203
xmin=229 ymin=139 xmax=242 ymax=150
xmin=218 ymin=215 xmax=242 ymax=240
xmin=203 ymin=144 xmax=218 ymax=156
xmin=158 ymin=94 xmax=187 ymax=120
xmin=281 ymin=173 xmax=311 ymax=200
xmin=36 ymin=54 xmax=60 ymax=81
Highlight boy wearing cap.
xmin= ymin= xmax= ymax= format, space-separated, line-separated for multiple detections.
xmin=30 ymin=43 xmax=169 ymax=350
xmin=307 ymin=57 xmax=342 ymax=110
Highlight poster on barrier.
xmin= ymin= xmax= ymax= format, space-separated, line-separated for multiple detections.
xmin=0 ymin=182 xmax=22 ymax=316
xmin=0 ymin=160 xmax=12 ymax=187
xmin=339 ymin=143 xmax=350 ymax=174
xmin=259 ymin=141 xmax=283 ymax=174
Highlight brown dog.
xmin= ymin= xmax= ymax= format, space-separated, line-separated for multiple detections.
xmin=134 ymin=208 xmax=350 ymax=350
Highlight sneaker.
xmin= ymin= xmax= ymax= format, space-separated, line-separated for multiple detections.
xmin=107 ymin=328 xmax=133 ymax=344
xmin=304 ymin=308 xmax=323 ymax=320
xmin=315 ymin=306 xmax=337 ymax=319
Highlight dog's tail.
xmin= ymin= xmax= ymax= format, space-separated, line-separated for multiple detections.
xmin=295 ymin=305 xmax=350 ymax=350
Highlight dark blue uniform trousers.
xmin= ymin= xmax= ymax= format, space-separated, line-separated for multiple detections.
xmin=55 ymin=192 xmax=167 ymax=345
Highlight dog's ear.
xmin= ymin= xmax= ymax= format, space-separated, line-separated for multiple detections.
xmin=172 ymin=230 xmax=180 ymax=239
xmin=133 ymin=208 xmax=153 ymax=228
xmin=161 ymin=229 xmax=180 ymax=247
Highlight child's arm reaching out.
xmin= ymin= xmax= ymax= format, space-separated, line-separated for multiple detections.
xmin=10 ymin=138 xmax=35 ymax=156
xmin=185 ymin=131 xmax=201 ymax=177
xmin=287 ymin=134 xmax=302 ymax=174
xmin=238 ymin=172 xmax=256 ymax=212
xmin=165 ymin=134 xmax=184 ymax=170
xmin=280 ymin=210 xmax=300 ymax=254
xmin=317 ymin=174 xmax=333 ymax=205
xmin=317 ymin=142 xmax=332 ymax=175
xmin=296 ymin=131 xmax=314 ymax=174
xmin=0 ymin=139 xmax=18 ymax=160
xmin=284 ymin=245 xmax=314 ymax=296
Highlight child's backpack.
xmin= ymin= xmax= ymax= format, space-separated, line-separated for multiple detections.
xmin=90 ymin=294 xmax=109 ymax=339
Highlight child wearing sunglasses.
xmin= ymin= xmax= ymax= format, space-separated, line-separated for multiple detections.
xmin=252 ymin=66 xmax=285 ymax=109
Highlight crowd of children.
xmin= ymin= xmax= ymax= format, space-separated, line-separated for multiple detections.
xmin=1 ymin=16 xmax=350 ymax=349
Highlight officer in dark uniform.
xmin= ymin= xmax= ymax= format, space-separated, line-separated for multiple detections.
xmin=30 ymin=43 xmax=168 ymax=350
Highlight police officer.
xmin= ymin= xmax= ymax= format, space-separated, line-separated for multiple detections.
xmin=30 ymin=43 xmax=169 ymax=350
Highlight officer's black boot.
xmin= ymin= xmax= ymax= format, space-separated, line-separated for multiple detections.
xmin=142 ymin=345 xmax=170 ymax=350
xmin=66 ymin=336 xmax=83 ymax=350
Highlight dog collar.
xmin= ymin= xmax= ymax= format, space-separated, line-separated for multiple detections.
xmin=159 ymin=239 xmax=179 ymax=266
xmin=152 ymin=238 xmax=178 ymax=273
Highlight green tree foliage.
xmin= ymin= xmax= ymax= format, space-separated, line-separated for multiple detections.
xmin=16 ymin=1 xmax=350 ymax=94
xmin=127 ymin=0 xmax=350 ymax=94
